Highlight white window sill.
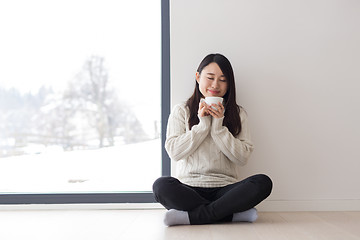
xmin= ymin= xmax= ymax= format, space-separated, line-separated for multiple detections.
xmin=0 ymin=203 xmax=164 ymax=211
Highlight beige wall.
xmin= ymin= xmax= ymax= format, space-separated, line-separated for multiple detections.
xmin=170 ymin=0 xmax=360 ymax=211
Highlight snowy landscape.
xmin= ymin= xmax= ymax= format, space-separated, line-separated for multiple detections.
xmin=0 ymin=1 xmax=162 ymax=194
xmin=0 ymin=139 xmax=161 ymax=193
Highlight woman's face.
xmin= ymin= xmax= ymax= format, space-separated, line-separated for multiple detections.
xmin=196 ymin=62 xmax=228 ymax=98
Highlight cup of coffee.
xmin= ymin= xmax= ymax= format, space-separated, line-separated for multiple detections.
xmin=204 ymin=97 xmax=223 ymax=110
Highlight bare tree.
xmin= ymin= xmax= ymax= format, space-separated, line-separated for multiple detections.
xmin=64 ymin=56 xmax=148 ymax=148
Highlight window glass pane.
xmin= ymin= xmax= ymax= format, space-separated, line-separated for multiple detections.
xmin=0 ymin=0 xmax=161 ymax=193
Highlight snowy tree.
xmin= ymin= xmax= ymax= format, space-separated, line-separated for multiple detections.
xmin=0 ymin=56 xmax=150 ymax=156
xmin=64 ymin=56 xmax=148 ymax=147
xmin=0 ymin=87 xmax=53 ymax=156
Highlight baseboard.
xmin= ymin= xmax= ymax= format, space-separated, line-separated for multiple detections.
xmin=1 ymin=200 xmax=359 ymax=212
xmin=257 ymin=199 xmax=360 ymax=212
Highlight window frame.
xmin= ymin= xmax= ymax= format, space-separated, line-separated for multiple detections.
xmin=0 ymin=0 xmax=170 ymax=205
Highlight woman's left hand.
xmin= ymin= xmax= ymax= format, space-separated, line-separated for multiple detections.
xmin=208 ymin=102 xmax=224 ymax=118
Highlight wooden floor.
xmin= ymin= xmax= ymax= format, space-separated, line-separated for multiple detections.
xmin=0 ymin=209 xmax=359 ymax=240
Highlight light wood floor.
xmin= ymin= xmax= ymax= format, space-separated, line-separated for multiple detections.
xmin=0 ymin=209 xmax=359 ymax=240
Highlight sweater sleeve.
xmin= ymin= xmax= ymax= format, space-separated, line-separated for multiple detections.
xmin=165 ymin=104 xmax=211 ymax=161
xmin=210 ymin=108 xmax=254 ymax=166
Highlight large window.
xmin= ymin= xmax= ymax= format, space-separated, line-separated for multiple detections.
xmin=0 ymin=0 xmax=170 ymax=203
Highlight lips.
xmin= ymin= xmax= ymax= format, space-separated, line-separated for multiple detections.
xmin=208 ymin=89 xmax=220 ymax=95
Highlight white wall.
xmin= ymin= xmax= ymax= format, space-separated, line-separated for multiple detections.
xmin=170 ymin=0 xmax=360 ymax=211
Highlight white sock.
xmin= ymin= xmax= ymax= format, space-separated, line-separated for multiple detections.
xmin=232 ymin=208 xmax=258 ymax=223
xmin=164 ymin=209 xmax=190 ymax=226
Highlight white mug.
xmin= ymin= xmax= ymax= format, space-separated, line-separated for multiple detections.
xmin=204 ymin=97 xmax=223 ymax=110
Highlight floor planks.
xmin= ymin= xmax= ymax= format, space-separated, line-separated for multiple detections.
xmin=0 ymin=209 xmax=359 ymax=240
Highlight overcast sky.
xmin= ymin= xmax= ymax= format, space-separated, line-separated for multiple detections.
xmin=0 ymin=0 xmax=161 ymax=105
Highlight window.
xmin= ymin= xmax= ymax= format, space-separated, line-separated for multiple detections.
xmin=0 ymin=0 xmax=170 ymax=204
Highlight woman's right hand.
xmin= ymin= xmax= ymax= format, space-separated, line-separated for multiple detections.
xmin=198 ymin=101 xmax=210 ymax=117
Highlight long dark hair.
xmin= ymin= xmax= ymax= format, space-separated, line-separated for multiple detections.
xmin=186 ymin=53 xmax=242 ymax=136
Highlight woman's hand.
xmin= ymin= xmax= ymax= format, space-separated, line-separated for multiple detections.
xmin=198 ymin=101 xmax=210 ymax=117
xmin=208 ymin=102 xmax=224 ymax=118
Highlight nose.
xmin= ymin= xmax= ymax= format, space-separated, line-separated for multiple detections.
xmin=212 ymin=79 xmax=220 ymax=88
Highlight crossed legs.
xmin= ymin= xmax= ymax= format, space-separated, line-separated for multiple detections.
xmin=152 ymin=174 xmax=272 ymax=225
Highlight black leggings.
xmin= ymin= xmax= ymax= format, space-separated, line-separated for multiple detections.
xmin=152 ymin=174 xmax=272 ymax=225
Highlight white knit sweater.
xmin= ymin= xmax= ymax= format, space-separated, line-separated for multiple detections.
xmin=165 ymin=103 xmax=254 ymax=188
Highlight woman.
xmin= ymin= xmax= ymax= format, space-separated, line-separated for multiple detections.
xmin=153 ymin=53 xmax=272 ymax=226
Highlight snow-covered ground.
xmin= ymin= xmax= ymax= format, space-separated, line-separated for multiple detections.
xmin=0 ymin=139 xmax=161 ymax=193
